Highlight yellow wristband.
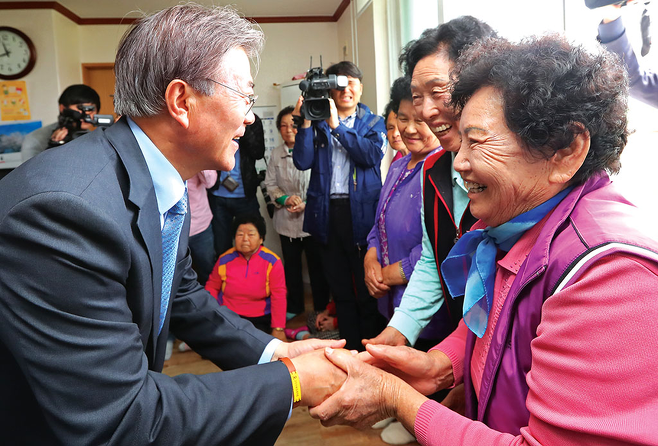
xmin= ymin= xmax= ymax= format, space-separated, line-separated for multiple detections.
xmin=279 ymin=357 xmax=302 ymax=407
xmin=399 ymin=262 xmax=407 ymax=281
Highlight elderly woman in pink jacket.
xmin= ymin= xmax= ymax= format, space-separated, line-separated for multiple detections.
xmin=308 ymin=35 xmax=658 ymax=446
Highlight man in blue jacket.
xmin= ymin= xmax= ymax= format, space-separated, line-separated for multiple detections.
xmin=293 ymin=61 xmax=387 ymax=350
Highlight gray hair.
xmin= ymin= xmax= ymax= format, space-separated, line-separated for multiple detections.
xmin=114 ymin=3 xmax=264 ymax=117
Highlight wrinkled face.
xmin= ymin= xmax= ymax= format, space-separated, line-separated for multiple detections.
xmin=278 ymin=113 xmax=297 ymax=147
xmin=411 ymin=51 xmax=460 ymax=152
xmin=454 ymin=86 xmax=557 ymax=227
xmin=193 ymin=47 xmax=256 ymax=172
xmin=396 ymin=99 xmax=439 ymax=156
xmin=385 ymin=110 xmax=406 ymax=153
xmin=234 ymin=223 xmax=263 ymax=256
xmin=330 ymin=76 xmax=363 ymax=115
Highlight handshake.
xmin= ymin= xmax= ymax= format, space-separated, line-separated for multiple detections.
xmin=274 ymin=335 xmax=456 ymax=430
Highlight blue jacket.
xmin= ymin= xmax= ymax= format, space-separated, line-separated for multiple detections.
xmin=293 ymin=103 xmax=386 ymax=246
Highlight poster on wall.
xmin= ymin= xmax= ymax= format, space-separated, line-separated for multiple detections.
xmin=253 ymin=105 xmax=281 ymax=172
xmin=0 ymin=121 xmax=41 ymax=169
xmin=0 ymin=80 xmax=31 ymax=121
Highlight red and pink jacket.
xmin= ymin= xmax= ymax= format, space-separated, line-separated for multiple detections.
xmin=205 ymin=246 xmax=287 ymax=329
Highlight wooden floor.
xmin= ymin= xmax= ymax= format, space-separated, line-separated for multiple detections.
xmin=162 ymin=296 xmax=419 ymax=446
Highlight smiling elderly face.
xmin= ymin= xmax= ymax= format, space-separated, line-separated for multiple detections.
xmin=453 ymin=86 xmax=564 ymax=227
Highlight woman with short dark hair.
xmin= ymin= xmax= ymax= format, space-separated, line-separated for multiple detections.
xmin=310 ymin=35 xmax=658 ymax=446
xmin=205 ymin=214 xmax=287 ymax=341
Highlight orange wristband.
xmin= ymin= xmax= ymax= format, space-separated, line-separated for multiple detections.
xmin=279 ymin=357 xmax=302 ymax=408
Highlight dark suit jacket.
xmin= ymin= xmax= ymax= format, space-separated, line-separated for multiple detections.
xmin=0 ymin=118 xmax=291 ymax=445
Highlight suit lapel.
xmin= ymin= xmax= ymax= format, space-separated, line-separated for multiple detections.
xmin=104 ymin=118 xmax=164 ymax=352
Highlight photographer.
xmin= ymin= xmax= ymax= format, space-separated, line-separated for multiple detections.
xmin=292 ymin=61 xmax=387 ymax=351
xmin=21 ymin=84 xmax=101 ymax=161
xmin=597 ymin=1 xmax=658 ymax=106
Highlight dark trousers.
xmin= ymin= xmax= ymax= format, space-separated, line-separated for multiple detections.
xmin=208 ymin=194 xmax=260 ymax=257
xmin=240 ymin=314 xmax=272 ymax=334
xmin=188 ymin=225 xmax=215 ymax=285
xmin=279 ymin=234 xmax=330 ymax=314
xmin=321 ymin=199 xmax=386 ymax=351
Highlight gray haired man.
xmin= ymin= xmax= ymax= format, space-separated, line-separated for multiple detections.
xmin=0 ymin=4 xmax=345 ymax=445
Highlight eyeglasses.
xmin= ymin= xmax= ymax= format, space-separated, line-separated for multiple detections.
xmin=207 ymin=78 xmax=257 ymax=115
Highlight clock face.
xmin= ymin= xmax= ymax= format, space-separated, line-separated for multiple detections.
xmin=0 ymin=27 xmax=36 ymax=80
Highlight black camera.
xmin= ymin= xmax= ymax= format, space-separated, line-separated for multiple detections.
xmin=49 ymin=104 xmax=114 ymax=148
xmin=298 ymin=66 xmax=348 ymax=121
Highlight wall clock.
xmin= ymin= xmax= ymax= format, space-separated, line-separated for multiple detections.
xmin=0 ymin=27 xmax=37 ymax=80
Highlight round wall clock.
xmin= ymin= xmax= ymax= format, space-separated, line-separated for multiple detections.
xmin=0 ymin=27 xmax=37 ymax=80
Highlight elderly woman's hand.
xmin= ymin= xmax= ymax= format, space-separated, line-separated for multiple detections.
xmin=358 ymin=344 xmax=454 ymax=396
xmin=362 ymin=326 xmax=408 ymax=347
xmin=309 ymin=347 xmax=428 ymax=431
xmin=364 ymin=247 xmax=390 ymax=298
xmin=284 ymin=195 xmax=305 ymax=213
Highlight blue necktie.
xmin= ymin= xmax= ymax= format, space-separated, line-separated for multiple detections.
xmin=159 ymin=190 xmax=188 ymax=334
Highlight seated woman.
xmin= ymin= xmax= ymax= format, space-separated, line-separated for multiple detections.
xmin=205 ymin=214 xmax=287 ymax=342
xmin=365 ymin=76 xmax=450 ymax=350
xmin=309 ymin=35 xmax=658 ymax=445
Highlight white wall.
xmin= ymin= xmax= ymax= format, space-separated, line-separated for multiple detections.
xmin=256 ymin=22 xmax=339 ymax=110
xmin=2 ymin=10 xmax=66 ymax=125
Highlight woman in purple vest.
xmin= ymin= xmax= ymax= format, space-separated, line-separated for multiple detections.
xmin=364 ymin=76 xmax=449 ymax=349
xmin=309 ymin=35 xmax=658 ymax=445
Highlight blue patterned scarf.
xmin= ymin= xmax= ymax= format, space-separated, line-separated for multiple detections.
xmin=440 ymin=187 xmax=571 ymax=338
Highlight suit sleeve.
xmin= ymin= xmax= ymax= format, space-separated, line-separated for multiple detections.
xmin=0 ymin=192 xmax=290 ymax=446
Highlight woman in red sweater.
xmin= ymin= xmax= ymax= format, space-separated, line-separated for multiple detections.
xmin=205 ymin=214 xmax=287 ymax=342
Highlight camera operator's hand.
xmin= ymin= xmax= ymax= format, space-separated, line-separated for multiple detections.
xmin=293 ymin=96 xmax=311 ymax=129
xmin=50 ymin=127 xmax=69 ymax=144
xmin=600 ymin=1 xmax=638 ymax=23
xmin=325 ymin=98 xmax=340 ymax=130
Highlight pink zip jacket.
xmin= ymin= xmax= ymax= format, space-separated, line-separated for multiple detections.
xmin=205 ymin=246 xmax=286 ymax=329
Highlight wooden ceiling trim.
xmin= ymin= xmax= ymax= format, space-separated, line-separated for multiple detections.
xmin=0 ymin=1 xmax=352 ymax=24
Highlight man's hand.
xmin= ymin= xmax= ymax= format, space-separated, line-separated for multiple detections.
xmin=357 ymin=344 xmax=454 ymax=396
xmin=364 ymin=247 xmax=389 ymax=298
xmin=272 ymin=336 xmax=346 ymax=361
xmin=325 ymin=98 xmax=340 ymax=129
xmin=50 ymin=127 xmax=69 ymax=144
xmin=362 ymin=326 xmax=407 ymax=347
xmin=309 ymin=347 xmax=428 ymax=431
xmin=293 ymin=95 xmax=311 ymax=129
xmin=290 ymin=348 xmax=348 ymax=407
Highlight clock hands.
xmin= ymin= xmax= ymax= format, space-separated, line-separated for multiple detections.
xmin=0 ymin=41 xmax=10 ymax=58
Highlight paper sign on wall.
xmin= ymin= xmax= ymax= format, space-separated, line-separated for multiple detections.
xmin=1 ymin=80 xmax=31 ymax=121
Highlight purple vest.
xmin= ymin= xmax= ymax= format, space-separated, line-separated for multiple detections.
xmin=464 ymin=172 xmax=658 ymax=434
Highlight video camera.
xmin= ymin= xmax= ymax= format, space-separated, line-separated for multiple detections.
xmin=298 ymin=57 xmax=348 ymax=121
xmin=49 ymin=104 xmax=114 ymax=147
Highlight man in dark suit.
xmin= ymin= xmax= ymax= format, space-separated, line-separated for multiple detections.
xmin=0 ymin=5 xmax=345 ymax=445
